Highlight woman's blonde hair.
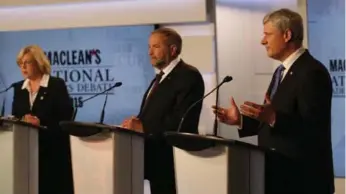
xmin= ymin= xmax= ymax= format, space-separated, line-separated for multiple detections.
xmin=16 ymin=45 xmax=51 ymax=74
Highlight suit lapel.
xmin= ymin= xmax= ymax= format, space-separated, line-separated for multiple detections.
xmin=258 ymin=52 xmax=308 ymax=128
xmin=31 ymin=87 xmax=48 ymax=112
xmin=31 ymin=76 xmax=51 ymax=114
xmin=138 ymin=78 xmax=156 ymax=116
xmin=138 ymin=61 xmax=183 ymax=117
xmin=20 ymin=89 xmax=31 ymax=114
xmin=272 ymin=51 xmax=310 ymax=103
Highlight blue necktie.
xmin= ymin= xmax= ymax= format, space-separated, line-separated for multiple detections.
xmin=270 ymin=64 xmax=285 ymax=100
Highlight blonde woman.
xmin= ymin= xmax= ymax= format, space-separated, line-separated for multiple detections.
xmin=12 ymin=45 xmax=74 ymax=194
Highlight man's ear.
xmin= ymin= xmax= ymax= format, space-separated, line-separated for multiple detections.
xmin=170 ymin=44 xmax=177 ymax=57
xmin=284 ymin=29 xmax=293 ymax=43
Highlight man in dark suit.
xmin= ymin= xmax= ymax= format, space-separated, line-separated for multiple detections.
xmin=122 ymin=28 xmax=205 ymax=194
xmin=213 ymin=9 xmax=334 ymax=194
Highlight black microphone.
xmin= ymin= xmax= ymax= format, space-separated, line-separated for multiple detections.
xmin=213 ymin=76 xmax=233 ymax=136
xmin=72 ymin=82 xmax=122 ymax=121
xmin=99 ymin=90 xmax=109 ymax=124
xmin=0 ymin=83 xmax=15 ymax=94
xmin=0 ymin=83 xmax=15 ymax=118
xmin=176 ymin=76 xmax=233 ymax=133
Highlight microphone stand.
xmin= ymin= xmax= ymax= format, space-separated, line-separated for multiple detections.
xmin=0 ymin=83 xmax=15 ymax=118
xmin=72 ymin=82 xmax=122 ymax=121
xmin=176 ymin=76 xmax=233 ymax=133
xmin=99 ymin=91 xmax=109 ymax=124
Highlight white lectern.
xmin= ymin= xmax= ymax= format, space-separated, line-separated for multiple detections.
xmin=166 ymin=132 xmax=266 ymax=194
xmin=0 ymin=118 xmax=42 ymax=194
xmin=60 ymin=121 xmax=144 ymax=194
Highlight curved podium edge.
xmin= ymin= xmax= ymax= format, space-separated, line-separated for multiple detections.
xmin=165 ymin=132 xmax=268 ymax=153
xmin=60 ymin=121 xmax=144 ymax=137
xmin=0 ymin=117 xmax=47 ymax=131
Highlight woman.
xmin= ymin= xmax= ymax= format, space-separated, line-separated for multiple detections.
xmin=12 ymin=45 xmax=74 ymax=194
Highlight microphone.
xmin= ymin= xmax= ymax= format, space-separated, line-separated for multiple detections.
xmin=213 ymin=76 xmax=233 ymax=136
xmin=176 ymin=76 xmax=233 ymax=133
xmin=72 ymin=82 xmax=122 ymax=121
xmin=1 ymin=97 xmax=5 ymax=118
xmin=99 ymin=90 xmax=109 ymax=124
xmin=0 ymin=83 xmax=15 ymax=94
xmin=0 ymin=83 xmax=15 ymax=118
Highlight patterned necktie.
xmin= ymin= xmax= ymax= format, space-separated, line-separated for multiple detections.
xmin=270 ymin=64 xmax=285 ymax=100
xmin=138 ymin=71 xmax=165 ymax=117
xmin=146 ymin=71 xmax=164 ymax=100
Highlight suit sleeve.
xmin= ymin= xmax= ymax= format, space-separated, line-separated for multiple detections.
xmin=272 ymin=70 xmax=332 ymax=136
xmin=54 ymin=79 xmax=74 ymax=122
xmin=238 ymin=115 xmax=261 ymax=137
xmin=142 ymin=71 xmax=205 ymax=136
xmin=41 ymin=79 xmax=73 ymax=130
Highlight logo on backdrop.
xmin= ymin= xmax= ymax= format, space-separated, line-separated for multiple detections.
xmin=45 ymin=49 xmax=115 ymax=108
xmin=329 ymin=59 xmax=345 ymax=97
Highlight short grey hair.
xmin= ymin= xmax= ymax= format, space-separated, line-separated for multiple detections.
xmin=151 ymin=27 xmax=182 ymax=56
xmin=263 ymin=8 xmax=304 ymax=46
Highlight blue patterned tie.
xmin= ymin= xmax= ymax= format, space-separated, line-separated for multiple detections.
xmin=270 ymin=64 xmax=285 ymax=100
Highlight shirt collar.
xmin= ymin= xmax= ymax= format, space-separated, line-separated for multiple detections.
xmin=281 ymin=47 xmax=305 ymax=70
xmin=21 ymin=74 xmax=50 ymax=90
xmin=154 ymin=56 xmax=181 ymax=75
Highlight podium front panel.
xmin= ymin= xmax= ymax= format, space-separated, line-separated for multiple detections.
xmin=0 ymin=123 xmax=38 ymax=194
xmin=173 ymin=146 xmax=229 ymax=194
xmin=0 ymin=129 xmax=14 ymax=194
xmin=71 ymin=133 xmax=114 ymax=194
xmin=174 ymin=145 xmax=265 ymax=194
xmin=70 ymin=131 xmax=144 ymax=194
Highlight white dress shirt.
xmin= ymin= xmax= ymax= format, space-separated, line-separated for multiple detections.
xmin=154 ymin=56 xmax=181 ymax=83
xmin=21 ymin=74 xmax=50 ymax=109
xmin=146 ymin=57 xmax=181 ymax=98
xmin=280 ymin=47 xmax=305 ymax=82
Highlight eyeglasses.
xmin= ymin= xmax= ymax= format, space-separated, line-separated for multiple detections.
xmin=18 ymin=60 xmax=34 ymax=68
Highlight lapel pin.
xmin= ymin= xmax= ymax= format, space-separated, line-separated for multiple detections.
xmin=40 ymin=96 xmax=44 ymax=100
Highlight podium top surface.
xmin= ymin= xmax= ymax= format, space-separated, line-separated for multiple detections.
xmin=0 ymin=117 xmax=47 ymax=130
xmin=165 ymin=132 xmax=268 ymax=152
xmin=60 ymin=121 xmax=144 ymax=137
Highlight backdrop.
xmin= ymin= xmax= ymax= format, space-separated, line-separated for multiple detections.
xmin=307 ymin=0 xmax=345 ymax=177
xmin=0 ymin=25 xmax=155 ymax=125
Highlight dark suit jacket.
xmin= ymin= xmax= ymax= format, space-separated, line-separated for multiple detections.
xmin=238 ymin=50 xmax=334 ymax=194
xmin=138 ymin=60 xmax=205 ymax=182
xmin=12 ymin=76 xmax=74 ymax=194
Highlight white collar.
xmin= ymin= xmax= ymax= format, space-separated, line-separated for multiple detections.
xmin=21 ymin=74 xmax=50 ymax=90
xmin=154 ymin=56 xmax=181 ymax=75
xmin=281 ymin=47 xmax=305 ymax=70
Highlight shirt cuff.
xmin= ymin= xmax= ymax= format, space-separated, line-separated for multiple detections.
xmin=269 ymin=113 xmax=276 ymax=127
xmin=237 ymin=115 xmax=243 ymax=130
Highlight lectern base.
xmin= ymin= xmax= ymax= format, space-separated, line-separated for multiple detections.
xmin=173 ymin=144 xmax=264 ymax=194
xmin=70 ymin=132 xmax=144 ymax=194
xmin=0 ymin=121 xmax=39 ymax=194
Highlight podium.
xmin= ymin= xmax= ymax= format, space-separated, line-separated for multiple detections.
xmin=60 ymin=121 xmax=144 ymax=194
xmin=165 ymin=132 xmax=266 ymax=194
xmin=0 ymin=117 xmax=44 ymax=194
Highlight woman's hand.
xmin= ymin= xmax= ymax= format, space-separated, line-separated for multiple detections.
xmin=23 ymin=114 xmax=40 ymax=126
